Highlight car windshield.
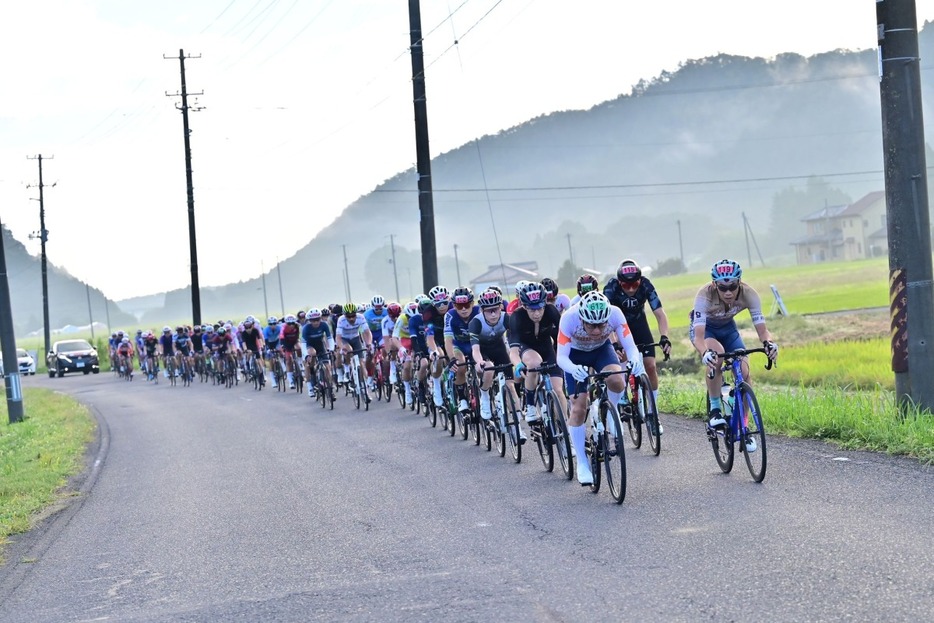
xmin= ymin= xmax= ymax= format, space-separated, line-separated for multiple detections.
xmin=57 ymin=341 xmax=93 ymax=353
xmin=17 ymin=349 xmax=27 ymax=357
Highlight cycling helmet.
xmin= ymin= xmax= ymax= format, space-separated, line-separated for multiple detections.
xmin=417 ymin=298 xmax=434 ymax=313
xmin=176 ymin=326 xmax=184 ymax=332
xmin=116 ymin=330 xmax=124 ymax=336
xmin=617 ymin=259 xmax=642 ymax=283
xmin=192 ymin=325 xmax=202 ymax=332
xmin=576 ymin=274 xmax=598 ymax=295
xmin=111 ymin=332 xmax=117 ymax=338
xmin=330 ymin=304 xmax=343 ymax=316
xmin=122 ymin=337 xmax=130 ymax=343
xmin=514 ymin=280 xmax=532 ymax=296
xmin=136 ymin=329 xmax=143 ymax=335
xmin=540 ymin=277 xmax=558 ymax=298
xmin=519 ymin=282 xmax=547 ymax=309
xmin=284 ymin=314 xmax=297 ymax=324
xmin=297 ymin=310 xmax=306 ymax=320
xmin=342 ymin=302 xmax=357 ymax=315
xmin=321 ymin=307 xmax=331 ymax=318
xmin=487 ymin=285 xmax=503 ymax=295
xmin=371 ymin=295 xmax=385 ymax=308
xmin=578 ymin=291 xmax=612 ymax=324
xmin=357 ymin=303 xmax=366 ymax=313
xmin=711 ymin=259 xmax=742 ymax=283
xmin=162 ymin=326 xmax=171 ymax=333
xmin=224 ymin=323 xmax=233 ymax=331
xmin=205 ymin=325 xmax=214 ymax=334
xmin=428 ymin=286 xmax=450 ymax=305
xmin=452 ymin=286 xmax=474 ymax=306
xmin=387 ymin=302 xmax=402 ymax=318
xmin=267 ymin=316 xmax=278 ymax=325
xmin=404 ymin=301 xmax=419 ymax=318
xmin=478 ymin=289 xmax=503 ymax=308
xmin=307 ymin=308 xmax=322 ymax=320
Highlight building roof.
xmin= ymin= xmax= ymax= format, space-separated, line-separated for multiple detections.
xmin=790 ymin=231 xmax=843 ymax=246
xmin=801 ymin=204 xmax=847 ymax=222
xmin=838 ymin=190 xmax=885 ymax=217
xmin=470 ymin=262 xmax=539 ymax=285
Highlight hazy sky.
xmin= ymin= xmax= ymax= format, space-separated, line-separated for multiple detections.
xmin=2 ymin=0 xmax=931 ymax=300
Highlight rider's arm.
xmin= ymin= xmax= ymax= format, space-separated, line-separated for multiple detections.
xmin=652 ymin=306 xmax=670 ymax=339
xmin=611 ymin=308 xmax=640 ymax=364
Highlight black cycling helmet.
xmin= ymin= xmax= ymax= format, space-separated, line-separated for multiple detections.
xmin=617 ymin=259 xmax=642 ymax=283
xmin=577 ymin=274 xmax=599 ymax=295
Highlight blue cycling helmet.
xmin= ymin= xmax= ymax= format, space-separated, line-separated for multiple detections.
xmin=519 ymin=282 xmax=547 ymax=309
xmin=711 ymin=259 xmax=742 ymax=283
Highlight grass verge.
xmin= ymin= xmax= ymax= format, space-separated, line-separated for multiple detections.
xmin=0 ymin=388 xmax=96 ymax=562
xmin=658 ymin=373 xmax=934 ymax=464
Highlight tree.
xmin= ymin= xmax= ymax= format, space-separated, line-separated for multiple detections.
xmin=556 ymin=259 xmax=584 ymax=289
xmin=654 ymin=257 xmax=686 ymax=277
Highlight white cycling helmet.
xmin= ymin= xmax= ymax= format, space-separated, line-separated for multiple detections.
xmin=578 ymin=291 xmax=612 ymax=324
xmin=307 ymin=308 xmax=322 ymax=320
xmin=371 ymin=295 xmax=385 ymax=307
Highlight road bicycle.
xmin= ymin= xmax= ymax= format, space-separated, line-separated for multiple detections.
xmin=446 ymin=360 xmax=480 ymax=442
xmin=313 ymin=352 xmax=336 ymax=410
xmin=526 ymin=363 xmax=573 ymax=479
xmin=574 ymin=369 xmax=627 ymax=504
xmin=623 ymin=343 xmax=669 ymax=457
xmin=348 ymin=348 xmax=371 ymax=410
xmin=481 ymin=363 xmax=523 ymax=463
xmin=706 ymin=347 xmax=773 ymax=483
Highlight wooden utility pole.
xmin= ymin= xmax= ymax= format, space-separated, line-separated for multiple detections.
xmin=27 ymin=154 xmax=52 ymax=360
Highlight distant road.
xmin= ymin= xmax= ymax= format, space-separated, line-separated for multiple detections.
xmin=0 ymin=372 xmax=931 ymax=622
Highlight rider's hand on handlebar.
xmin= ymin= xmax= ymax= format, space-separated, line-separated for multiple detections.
xmin=702 ymin=349 xmax=718 ymax=367
xmin=659 ymin=335 xmax=672 ymax=356
xmin=571 ymin=364 xmax=589 ymax=382
xmin=764 ymin=340 xmax=779 ymax=361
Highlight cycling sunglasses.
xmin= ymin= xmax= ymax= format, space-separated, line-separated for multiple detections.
xmin=716 ymin=282 xmax=739 ymax=292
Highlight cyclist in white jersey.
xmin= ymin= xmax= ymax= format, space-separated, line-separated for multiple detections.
xmin=556 ymin=291 xmax=644 ymax=486
xmin=690 ymin=259 xmax=778 ymax=432
xmin=335 ymin=303 xmax=374 ymax=395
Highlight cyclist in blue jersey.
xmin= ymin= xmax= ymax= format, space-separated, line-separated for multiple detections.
xmin=301 ymin=308 xmax=334 ymax=398
xmin=263 ymin=317 xmax=280 ymax=387
xmin=408 ymin=298 xmax=432 ymax=398
xmin=444 ymin=287 xmax=479 ymax=413
xmin=425 ymin=285 xmax=451 ymax=407
xmin=363 ymin=295 xmax=389 ymax=391
xmin=159 ymin=327 xmax=174 ymax=379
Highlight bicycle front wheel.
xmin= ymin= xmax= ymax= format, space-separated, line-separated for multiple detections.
xmin=503 ymin=387 xmax=522 ymax=463
xmin=739 ymin=382 xmax=767 ymax=482
xmin=601 ymin=401 xmax=627 ymax=504
xmin=553 ymin=395 xmax=573 ymax=480
xmin=707 ymin=392 xmax=734 ymax=474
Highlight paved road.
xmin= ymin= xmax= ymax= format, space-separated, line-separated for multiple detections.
xmin=1 ymin=372 xmax=931 ymax=622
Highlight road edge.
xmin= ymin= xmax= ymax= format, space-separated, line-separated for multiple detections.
xmin=0 ymin=402 xmax=110 ymax=601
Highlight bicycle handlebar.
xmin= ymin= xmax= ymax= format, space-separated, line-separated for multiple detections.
xmin=638 ymin=341 xmax=671 ymax=362
xmin=705 ymin=347 xmax=774 ymax=379
xmin=525 ymin=363 xmax=558 ymax=374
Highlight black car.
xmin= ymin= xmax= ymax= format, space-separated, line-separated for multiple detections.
xmin=47 ymin=339 xmax=100 ymax=377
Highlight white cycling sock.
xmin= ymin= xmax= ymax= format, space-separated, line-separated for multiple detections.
xmin=569 ymin=424 xmax=590 ymax=472
xmin=653 ymin=388 xmax=659 ymax=405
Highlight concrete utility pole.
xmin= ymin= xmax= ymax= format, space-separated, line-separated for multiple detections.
xmin=407 ymin=0 xmax=439 ymax=292
xmin=388 ymin=235 xmax=401 ymax=302
xmin=565 ymin=233 xmax=574 ymax=268
xmin=0 ymin=218 xmax=24 ymax=423
xmin=27 ymin=154 xmax=52 ymax=361
xmin=453 ymin=243 xmax=462 ymax=286
xmin=275 ymin=258 xmax=285 ymax=318
xmin=342 ymin=245 xmax=352 ymax=302
xmin=85 ymin=284 xmax=94 ymax=340
xmin=165 ymin=49 xmax=203 ymax=326
xmin=877 ymin=0 xmax=934 ymax=412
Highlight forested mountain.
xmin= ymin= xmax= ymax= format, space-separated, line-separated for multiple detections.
xmin=116 ymin=22 xmax=934 ymax=319
xmin=1 ymin=226 xmax=135 ymax=336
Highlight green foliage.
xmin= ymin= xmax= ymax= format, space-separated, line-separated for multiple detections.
xmin=556 ymin=259 xmax=584 ymax=289
xmin=654 ymin=257 xmax=686 ymax=277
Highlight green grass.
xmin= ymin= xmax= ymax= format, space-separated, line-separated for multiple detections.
xmin=0 ymin=389 xmax=96 ymax=561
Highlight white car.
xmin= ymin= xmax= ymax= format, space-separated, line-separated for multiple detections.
xmin=0 ymin=348 xmax=36 ymax=375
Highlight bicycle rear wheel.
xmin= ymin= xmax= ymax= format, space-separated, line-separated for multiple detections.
xmin=626 ymin=396 xmax=642 ymax=449
xmin=588 ymin=432 xmax=602 ymax=494
xmin=637 ymin=376 xmax=661 ymax=456
xmin=534 ymin=390 xmax=555 ymax=473
xmin=707 ymin=394 xmax=734 ymax=473
xmin=739 ymin=383 xmax=767 ymax=482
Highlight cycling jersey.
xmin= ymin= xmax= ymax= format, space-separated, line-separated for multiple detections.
xmin=335 ymin=315 xmax=369 ymax=341
xmin=556 ymin=304 xmax=640 ymax=385
xmin=408 ymin=314 xmax=429 ymax=354
xmin=421 ymin=307 xmax=445 ymax=346
xmin=143 ymin=337 xmax=159 ymax=356
xmin=444 ymin=306 xmax=479 ymax=349
xmin=116 ymin=343 xmax=133 ymax=357
xmin=506 ymin=298 xmax=521 ymax=314
xmin=263 ymin=325 xmax=280 ymax=349
xmin=467 ymin=310 xmax=512 ymax=378
xmin=240 ymin=326 xmax=264 ymax=354
xmin=690 ymin=282 xmax=766 ymax=330
xmin=380 ymin=315 xmax=398 ymax=345
xmin=159 ymin=334 xmax=174 ymax=356
xmin=190 ymin=331 xmax=204 ymax=353
xmin=603 ymin=278 xmax=663 ymax=323
xmin=508 ymin=304 xmax=560 ymax=351
xmin=279 ymin=323 xmax=301 ymax=351
xmin=551 ymin=293 xmax=572 ymax=313
xmin=363 ymin=307 xmax=388 ymax=341
xmin=174 ymin=334 xmax=191 ymax=356
xmin=302 ymin=320 xmax=334 ymax=352
xmin=211 ymin=333 xmax=233 ymax=354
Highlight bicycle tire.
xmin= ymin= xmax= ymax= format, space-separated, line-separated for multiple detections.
xmin=503 ymin=387 xmax=522 ymax=463
xmin=588 ymin=431 xmax=602 ymax=494
xmin=601 ymin=400 xmax=627 ymax=504
xmin=553 ymin=395 xmax=573 ymax=480
xmin=707 ymin=394 xmax=735 ymax=473
xmin=534 ymin=390 xmax=555 ymax=473
xmin=739 ymin=382 xmax=767 ymax=482
xmin=638 ymin=375 xmax=661 ymax=456
xmin=396 ymin=380 xmax=406 ymax=408
xmin=492 ymin=386 xmax=506 ymax=457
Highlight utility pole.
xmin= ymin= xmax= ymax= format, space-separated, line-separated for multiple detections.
xmin=565 ymin=233 xmax=574 ymax=268
xmin=27 ymin=154 xmax=52 ymax=360
xmin=260 ymin=261 xmax=269 ymax=320
xmin=275 ymin=257 xmax=285 ymax=318
xmin=388 ymin=235 xmax=401 ymax=302
xmin=453 ymin=243 xmax=462 ymax=285
xmin=408 ymin=0 xmax=438 ymax=292
xmin=342 ymin=245 xmax=352 ymax=302
xmin=877 ymin=0 xmax=934 ymax=412
xmin=165 ymin=49 xmax=204 ymax=326
xmin=104 ymin=296 xmax=111 ymax=333
xmin=85 ymin=284 xmax=94 ymax=340
xmin=0 ymin=217 xmax=24 ymax=423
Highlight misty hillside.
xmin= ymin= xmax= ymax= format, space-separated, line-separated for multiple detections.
xmin=130 ymin=23 xmax=934 ymax=321
xmin=1 ymin=226 xmax=135 ymax=337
